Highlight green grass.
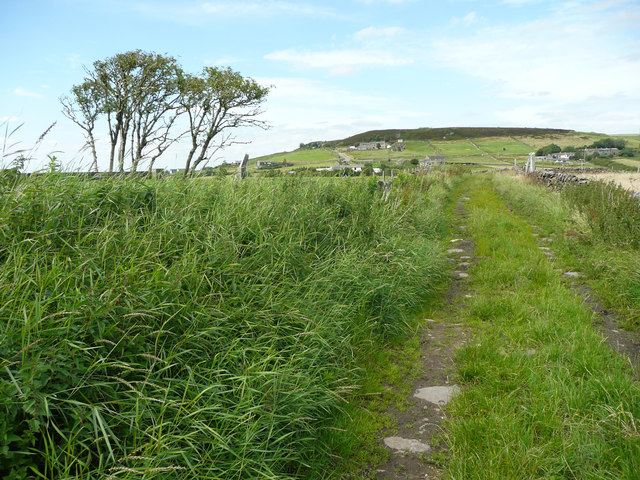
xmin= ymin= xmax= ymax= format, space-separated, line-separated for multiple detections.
xmin=443 ymin=176 xmax=640 ymax=479
xmin=0 ymin=172 xmax=451 ymax=479
xmin=403 ymin=141 xmax=439 ymax=157
xmin=491 ymin=173 xmax=640 ymax=329
xmin=348 ymin=149 xmax=394 ymax=161
xmin=473 ymin=137 xmax=533 ymax=156
xmin=250 ymin=148 xmax=338 ymax=169
xmin=431 ymin=140 xmax=480 ymax=156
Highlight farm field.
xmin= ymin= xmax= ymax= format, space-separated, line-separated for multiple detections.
xmin=473 ymin=136 xmax=533 ymax=156
xmin=246 ymin=130 xmax=638 ymax=172
xmin=250 ymin=148 xmax=338 ymax=169
xmin=611 ymin=157 xmax=640 ymax=170
xmin=347 ymin=141 xmax=439 ymax=162
xmin=512 ymin=132 xmax=604 ymax=150
xmin=431 ymin=139 xmax=479 ymax=156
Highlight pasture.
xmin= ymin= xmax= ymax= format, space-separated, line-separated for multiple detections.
xmin=250 ymin=148 xmax=338 ymax=169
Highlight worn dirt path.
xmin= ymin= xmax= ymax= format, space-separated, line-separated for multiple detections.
xmin=373 ymin=196 xmax=474 ymax=479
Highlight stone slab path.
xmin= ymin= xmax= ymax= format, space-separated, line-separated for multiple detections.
xmin=374 ymin=195 xmax=474 ymax=479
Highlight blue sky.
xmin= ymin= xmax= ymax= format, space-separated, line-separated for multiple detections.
xmin=1 ymin=0 xmax=639 ymax=171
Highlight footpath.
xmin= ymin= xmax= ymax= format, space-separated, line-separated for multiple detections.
xmin=371 ymin=176 xmax=640 ymax=479
xmin=373 ymin=194 xmax=474 ymax=479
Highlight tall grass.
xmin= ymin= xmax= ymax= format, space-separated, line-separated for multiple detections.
xmin=563 ymin=180 xmax=640 ymax=248
xmin=0 ymin=172 xmax=449 ymax=479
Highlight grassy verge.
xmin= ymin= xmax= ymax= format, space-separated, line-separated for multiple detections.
xmin=491 ymin=173 xmax=640 ymax=329
xmin=0 ymin=172 xmax=451 ymax=479
xmin=444 ymin=176 xmax=640 ymax=479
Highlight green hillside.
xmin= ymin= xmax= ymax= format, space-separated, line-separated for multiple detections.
xmin=247 ymin=129 xmax=639 ymax=171
xmin=325 ymin=127 xmax=575 ymax=146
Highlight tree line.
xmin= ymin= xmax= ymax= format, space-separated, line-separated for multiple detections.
xmin=60 ymin=50 xmax=270 ymax=176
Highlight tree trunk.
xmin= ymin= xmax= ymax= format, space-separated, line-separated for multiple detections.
xmin=88 ymin=131 xmax=98 ymax=172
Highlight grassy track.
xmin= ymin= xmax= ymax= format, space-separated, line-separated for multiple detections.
xmin=491 ymin=174 xmax=640 ymax=328
xmin=443 ymin=176 xmax=640 ymax=479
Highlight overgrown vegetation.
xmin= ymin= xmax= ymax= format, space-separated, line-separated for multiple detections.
xmin=563 ymin=180 xmax=640 ymax=247
xmin=0 ymin=172 xmax=450 ymax=479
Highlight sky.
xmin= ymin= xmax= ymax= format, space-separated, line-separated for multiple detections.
xmin=1 ymin=0 xmax=639 ymax=172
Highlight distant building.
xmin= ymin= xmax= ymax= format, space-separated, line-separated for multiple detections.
xmin=584 ymin=148 xmax=619 ymax=156
xmin=329 ymin=165 xmax=364 ymax=172
xmin=357 ymin=141 xmax=387 ymax=151
xmin=256 ymin=160 xmax=277 ymax=169
xmin=421 ymin=155 xmax=445 ymax=166
xmin=547 ymin=152 xmax=575 ymax=162
xmin=391 ymin=143 xmax=406 ymax=152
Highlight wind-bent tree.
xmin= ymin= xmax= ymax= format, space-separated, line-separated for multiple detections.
xmin=63 ymin=50 xmax=182 ymax=172
xmin=62 ymin=53 xmax=269 ymax=174
xmin=60 ymin=81 xmax=101 ymax=172
xmin=126 ymin=53 xmax=183 ymax=172
xmin=95 ymin=50 xmax=183 ymax=172
xmin=179 ymin=67 xmax=270 ymax=176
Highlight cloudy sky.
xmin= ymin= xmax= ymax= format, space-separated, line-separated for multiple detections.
xmin=1 ymin=0 xmax=639 ymax=171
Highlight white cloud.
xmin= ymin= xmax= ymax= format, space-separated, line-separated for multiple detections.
xmin=354 ymin=26 xmax=406 ymax=41
xmin=201 ymin=1 xmax=332 ymax=15
xmin=451 ymin=11 xmax=477 ymax=26
xmin=433 ymin=10 xmax=640 ymax=103
xmin=433 ymin=2 xmax=640 ymax=133
xmin=0 ymin=116 xmax=21 ymax=122
xmin=265 ymin=48 xmax=413 ymax=75
xmin=67 ymin=54 xmax=83 ymax=70
xmin=205 ymin=57 xmax=243 ymax=66
xmin=501 ymin=0 xmax=540 ymax=5
xmin=133 ymin=1 xmax=337 ymax=23
xmin=13 ymin=88 xmax=43 ymax=99
xmin=356 ymin=0 xmax=416 ymax=4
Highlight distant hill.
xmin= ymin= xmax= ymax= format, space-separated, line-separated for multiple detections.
xmin=250 ymin=127 xmax=640 ymax=172
xmin=322 ymin=127 xmax=575 ymax=147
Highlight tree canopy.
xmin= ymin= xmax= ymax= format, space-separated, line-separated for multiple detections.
xmin=61 ymin=50 xmax=269 ymax=173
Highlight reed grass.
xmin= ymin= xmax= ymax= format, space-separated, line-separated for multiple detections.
xmin=0 ymin=172 xmax=449 ymax=479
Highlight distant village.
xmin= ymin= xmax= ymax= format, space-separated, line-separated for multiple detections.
xmin=534 ymin=147 xmax=620 ymax=163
